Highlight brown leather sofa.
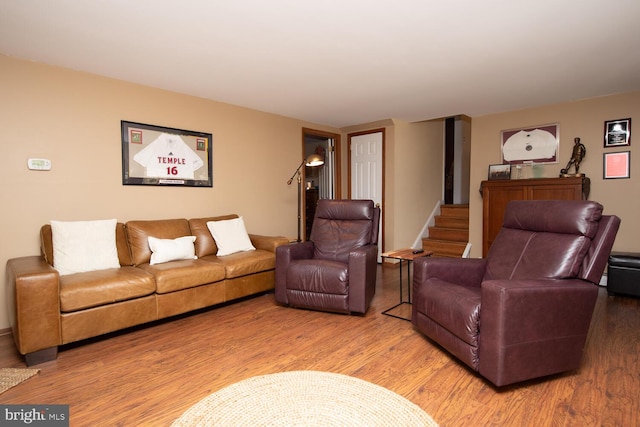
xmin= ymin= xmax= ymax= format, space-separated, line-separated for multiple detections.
xmin=6 ymin=215 xmax=288 ymax=365
xmin=412 ymin=200 xmax=620 ymax=387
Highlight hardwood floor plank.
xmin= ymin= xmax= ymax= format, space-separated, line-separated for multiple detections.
xmin=1 ymin=265 xmax=639 ymax=426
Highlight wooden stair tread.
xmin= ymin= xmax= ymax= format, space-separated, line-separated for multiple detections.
xmin=420 ymin=204 xmax=469 ymax=258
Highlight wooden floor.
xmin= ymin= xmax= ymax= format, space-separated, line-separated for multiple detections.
xmin=1 ymin=265 xmax=639 ymax=426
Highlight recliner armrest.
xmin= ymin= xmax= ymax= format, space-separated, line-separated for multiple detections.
xmin=478 ymin=278 xmax=599 ymax=386
xmin=413 ymin=257 xmax=486 ymax=296
xmin=276 ymin=241 xmax=314 ymax=261
xmin=347 ymin=245 xmax=378 ymax=313
xmin=274 ymin=241 xmax=315 ymax=304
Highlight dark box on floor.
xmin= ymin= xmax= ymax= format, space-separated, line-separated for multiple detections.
xmin=607 ymin=252 xmax=640 ymax=298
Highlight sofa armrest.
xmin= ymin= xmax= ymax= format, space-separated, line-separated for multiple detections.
xmin=6 ymin=256 xmax=62 ymax=355
xmin=347 ymin=245 xmax=378 ymax=314
xmin=478 ymin=278 xmax=599 ymax=386
xmin=249 ymin=234 xmax=291 ymax=253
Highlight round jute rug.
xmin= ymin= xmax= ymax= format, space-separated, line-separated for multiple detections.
xmin=172 ymin=370 xmax=438 ymax=426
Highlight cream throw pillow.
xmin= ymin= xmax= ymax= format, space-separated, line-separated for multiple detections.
xmin=51 ymin=219 xmax=120 ymax=276
xmin=207 ymin=217 xmax=255 ymax=256
xmin=148 ymin=235 xmax=197 ymax=265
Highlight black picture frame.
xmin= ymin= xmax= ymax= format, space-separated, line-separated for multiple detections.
xmin=488 ymin=164 xmax=512 ymax=180
xmin=603 ymin=151 xmax=630 ymax=179
xmin=121 ymin=121 xmax=213 ymax=187
xmin=604 ymin=118 xmax=631 ymax=147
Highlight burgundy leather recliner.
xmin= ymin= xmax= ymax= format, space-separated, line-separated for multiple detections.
xmin=275 ymin=199 xmax=380 ymax=314
xmin=412 ymin=200 xmax=620 ymax=387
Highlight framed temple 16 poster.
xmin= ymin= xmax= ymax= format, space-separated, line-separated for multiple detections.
xmin=121 ymin=121 xmax=213 ymax=187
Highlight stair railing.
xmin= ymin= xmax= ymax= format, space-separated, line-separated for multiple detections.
xmin=411 ymin=200 xmax=441 ymax=249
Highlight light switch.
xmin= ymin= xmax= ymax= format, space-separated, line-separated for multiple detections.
xmin=27 ymin=158 xmax=52 ymax=171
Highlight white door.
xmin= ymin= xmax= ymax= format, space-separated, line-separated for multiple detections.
xmin=350 ymin=131 xmax=383 ymax=261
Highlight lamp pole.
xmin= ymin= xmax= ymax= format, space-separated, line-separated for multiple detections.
xmin=287 ymin=154 xmax=324 ymax=242
xmin=286 ymin=160 xmax=305 ymax=242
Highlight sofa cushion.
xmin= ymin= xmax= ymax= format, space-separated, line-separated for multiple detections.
xmin=138 ymin=259 xmax=226 ymax=294
xmin=148 ymin=235 xmax=197 ymax=265
xmin=50 ymin=219 xmax=120 ymax=275
xmin=126 ymin=219 xmax=192 ymax=266
xmin=200 ymin=249 xmax=275 ymax=279
xmin=41 ymin=222 xmax=133 ymax=268
xmin=189 ymin=215 xmax=238 ymax=258
xmin=60 ymin=266 xmax=156 ymax=312
xmin=207 ymin=217 xmax=256 ymax=256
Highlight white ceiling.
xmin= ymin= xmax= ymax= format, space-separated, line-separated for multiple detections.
xmin=2 ymin=0 xmax=640 ymax=128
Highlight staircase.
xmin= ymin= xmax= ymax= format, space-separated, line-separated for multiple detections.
xmin=421 ymin=204 xmax=469 ymax=257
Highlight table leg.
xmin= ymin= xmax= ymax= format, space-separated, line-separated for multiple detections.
xmin=382 ymin=258 xmax=412 ymax=321
xmin=407 ymin=260 xmax=411 ymax=303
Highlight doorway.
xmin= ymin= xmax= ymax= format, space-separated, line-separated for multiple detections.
xmin=444 ymin=115 xmax=471 ymax=204
xmin=348 ymin=129 xmax=384 ymax=260
xmin=302 ymin=128 xmax=341 ymax=240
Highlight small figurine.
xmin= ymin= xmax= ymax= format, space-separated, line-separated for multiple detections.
xmin=560 ymin=137 xmax=586 ymax=176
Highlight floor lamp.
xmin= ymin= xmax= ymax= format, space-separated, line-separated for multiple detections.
xmin=287 ymin=153 xmax=324 ymax=242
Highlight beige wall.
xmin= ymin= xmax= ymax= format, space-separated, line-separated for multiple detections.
xmin=469 ymin=91 xmax=640 ymax=258
xmin=0 ymin=55 xmax=339 ymax=329
xmin=392 ymin=119 xmax=444 ymax=249
xmin=5 ymin=52 xmax=632 ymax=332
xmin=342 ymin=119 xmax=444 ymax=253
xmin=1 ymin=55 xmax=446 ymax=331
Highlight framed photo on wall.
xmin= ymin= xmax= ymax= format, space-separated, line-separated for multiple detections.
xmin=501 ymin=123 xmax=559 ymax=165
xmin=121 ymin=121 xmax=213 ymax=187
xmin=604 ymin=118 xmax=631 ymax=147
xmin=603 ymin=151 xmax=630 ymax=179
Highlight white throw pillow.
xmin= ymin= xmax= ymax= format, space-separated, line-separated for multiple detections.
xmin=207 ymin=217 xmax=256 ymax=256
xmin=51 ymin=219 xmax=120 ymax=276
xmin=148 ymin=235 xmax=197 ymax=265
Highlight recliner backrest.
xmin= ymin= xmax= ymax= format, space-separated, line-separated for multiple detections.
xmin=578 ymin=214 xmax=621 ymax=284
xmin=310 ymin=199 xmax=376 ymax=263
xmin=484 ymin=200 xmax=604 ymax=281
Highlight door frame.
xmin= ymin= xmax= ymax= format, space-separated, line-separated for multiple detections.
xmin=301 ymin=128 xmax=341 ymax=238
xmin=347 ymin=128 xmax=385 ymax=254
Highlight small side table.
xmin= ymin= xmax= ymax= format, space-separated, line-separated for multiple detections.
xmin=381 ymin=248 xmax=433 ymax=321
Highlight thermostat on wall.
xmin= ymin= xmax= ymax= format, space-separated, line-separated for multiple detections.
xmin=27 ymin=158 xmax=52 ymax=171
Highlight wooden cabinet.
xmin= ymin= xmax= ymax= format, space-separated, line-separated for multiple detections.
xmin=480 ymin=177 xmax=590 ymax=256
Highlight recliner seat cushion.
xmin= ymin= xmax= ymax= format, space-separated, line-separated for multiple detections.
xmin=415 ymin=278 xmax=481 ymax=347
xmin=286 ymin=260 xmax=348 ymax=294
